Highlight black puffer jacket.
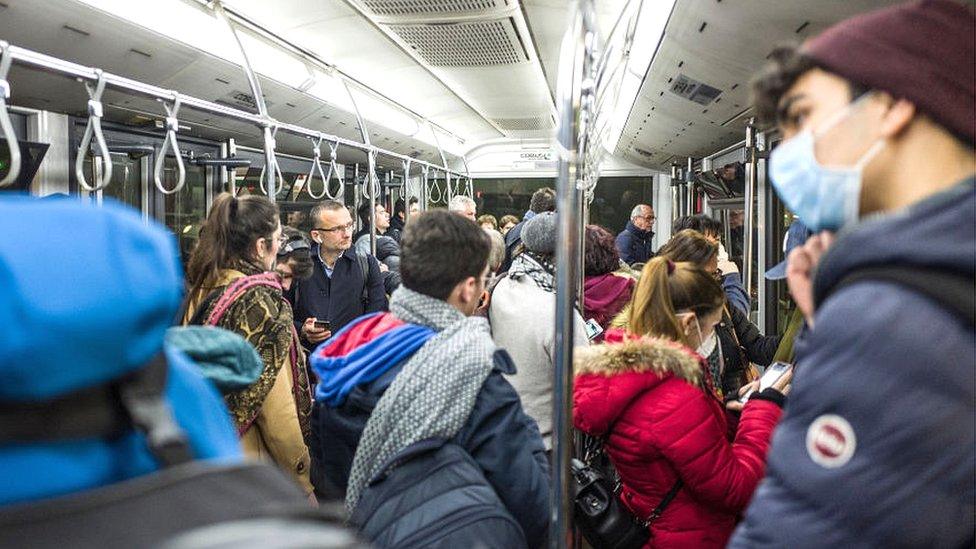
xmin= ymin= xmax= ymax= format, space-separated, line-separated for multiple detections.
xmin=716 ymin=304 xmax=781 ymax=398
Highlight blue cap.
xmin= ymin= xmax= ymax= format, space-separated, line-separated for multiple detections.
xmin=765 ymin=221 xmax=813 ymax=280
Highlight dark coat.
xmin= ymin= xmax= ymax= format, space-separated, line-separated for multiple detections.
xmin=500 ymin=218 xmax=527 ymax=273
xmin=310 ymin=349 xmax=550 ymax=548
xmin=289 ymin=246 xmax=387 ymax=339
xmin=729 ymin=178 xmax=976 ymax=548
xmin=716 ymin=303 xmax=780 ymax=398
xmin=615 ymin=221 xmax=655 ymax=265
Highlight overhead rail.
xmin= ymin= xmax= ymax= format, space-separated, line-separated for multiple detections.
xmin=0 ymin=42 xmax=467 ymax=195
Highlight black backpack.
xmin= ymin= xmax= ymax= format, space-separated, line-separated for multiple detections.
xmin=0 ymin=355 xmax=364 ymax=549
xmin=349 ymin=438 xmax=527 ymax=549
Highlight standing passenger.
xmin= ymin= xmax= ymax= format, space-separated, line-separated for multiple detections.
xmin=184 ymin=193 xmax=314 ymax=496
xmin=499 ymin=214 xmax=519 ymax=236
xmin=731 ymin=2 xmax=975 ymax=546
xmin=582 ymin=224 xmax=635 ymax=340
xmin=490 ymin=212 xmax=588 ymax=449
xmin=502 ymin=187 xmax=556 ymax=272
xmin=448 ymin=195 xmax=478 ymax=221
xmin=574 ymin=258 xmax=787 ymax=548
xmin=478 ymin=214 xmax=498 ymax=231
xmin=615 ymin=204 xmax=656 ymax=265
xmin=291 ymin=200 xmax=388 ymax=349
xmin=308 ymin=211 xmax=549 ymax=547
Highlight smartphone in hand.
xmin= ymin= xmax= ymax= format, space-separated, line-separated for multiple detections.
xmin=313 ymin=319 xmax=331 ymax=331
xmin=740 ymin=361 xmax=793 ymax=402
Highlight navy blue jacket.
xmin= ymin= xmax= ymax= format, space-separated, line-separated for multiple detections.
xmin=310 ymin=350 xmax=550 ymax=548
xmin=730 ymin=179 xmax=976 ymax=548
xmin=500 ymin=218 xmax=528 ymax=273
xmin=615 ymin=221 xmax=655 ymax=265
xmin=290 ymin=246 xmax=388 ymax=338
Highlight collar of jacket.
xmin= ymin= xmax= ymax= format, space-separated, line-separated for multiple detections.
xmin=575 ymin=330 xmax=704 ymax=386
xmin=626 ymin=220 xmax=654 ymax=240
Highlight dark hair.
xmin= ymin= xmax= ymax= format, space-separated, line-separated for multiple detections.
xmin=584 ymin=225 xmax=620 ymax=276
xmin=658 ymin=229 xmax=719 ymax=268
xmin=408 ymin=197 xmax=419 ymax=206
xmin=529 ymin=187 xmax=556 ymax=213
xmin=751 ymin=43 xmax=870 ymax=126
xmin=400 ymin=210 xmax=491 ymax=300
xmin=309 ymin=200 xmax=347 ymax=225
xmin=357 ymin=201 xmax=378 ymax=225
xmin=672 ymin=214 xmax=721 ymax=239
xmin=278 ymin=226 xmax=313 ymax=280
xmin=629 ymin=257 xmax=725 ymax=346
xmin=393 ymin=198 xmax=406 ymax=219
xmin=186 ymin=193 xmax=279 ymax=300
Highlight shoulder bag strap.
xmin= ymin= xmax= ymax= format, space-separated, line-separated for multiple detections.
xmin=645 ymin=479 xmax=683 ymax=524
xmin=205 ymin=273 xmax=282 ymax=327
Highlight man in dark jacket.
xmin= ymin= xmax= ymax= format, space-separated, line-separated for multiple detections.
xmin=615 ymin=204 xmax=656 ymax=265
xmin=730 ymin=2 xmax=975 ymax=547
xmin=291 ymin=200 xmax=388 ymax=348
xmin=308 ymin=210 xmax=550 ymax=547
xmin=501 ymin=186 xmax=556 ymax=272
xmin=353 ymin=201 xmax=400 ymax=244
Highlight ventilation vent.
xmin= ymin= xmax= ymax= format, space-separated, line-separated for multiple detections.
xmin=359 ymin=0 xmax=508 ymax=17
xmin=669 ymin=74 xmax=722 ymax=106
xmin=492 ymin=116 xmax=553 ymax=131
xmin=633 ymin=147 xmax=656 ymax=158
xmin=389 ymin=19 xmax=527 ymax=67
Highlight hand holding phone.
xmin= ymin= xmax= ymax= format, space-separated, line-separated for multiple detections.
xmin=313 ymin=319 xmax=331 ymax=331
xmin=583 ymin=318 xmax=604 ymax=341
xmin=739 ymin=362 xmax=793 ymax=403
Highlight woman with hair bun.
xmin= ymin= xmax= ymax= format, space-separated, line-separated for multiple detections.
xmin=184 ymin=193 xmax=314 ymax=497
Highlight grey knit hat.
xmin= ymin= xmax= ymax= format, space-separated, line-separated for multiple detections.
xmin=521 ymin=211 xmax=557 ymax=254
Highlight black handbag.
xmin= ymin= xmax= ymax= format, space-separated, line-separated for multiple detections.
xmin=571 ymin=433 xmax=682 ymax=549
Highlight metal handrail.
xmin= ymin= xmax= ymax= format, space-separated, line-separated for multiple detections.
xmin=152 ymin=94 xmax=187 ymax=195
xmin=74 ymin=70 xmax=113 ymax=192
xmin=0 ymin=41 xmax=21 ymax=188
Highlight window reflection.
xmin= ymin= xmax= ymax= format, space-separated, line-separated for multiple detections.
xmin=161 ymin=158 xmax=206 ymax=265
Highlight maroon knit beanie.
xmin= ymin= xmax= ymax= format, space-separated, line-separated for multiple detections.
xmin=804 ymin=0 xmax=975 ymax=144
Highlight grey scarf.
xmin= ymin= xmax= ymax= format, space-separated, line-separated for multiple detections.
xmin=508 ymin=252 xmax=555 ymax=293
xmin=345 ymin=286 xmax=497 ymax=510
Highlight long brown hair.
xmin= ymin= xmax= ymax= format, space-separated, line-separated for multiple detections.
xmin=657 ymin=229 xmax=718 ymax=267
xmin=186 ymin=192 xmax=279 ymax=300
xmin=628 ymin=256 xmax=724 ymax=346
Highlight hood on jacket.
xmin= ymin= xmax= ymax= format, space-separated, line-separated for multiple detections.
xmin=814 ymin=177 xmax=975 ymax=300
xmin=311 ymin=312 xmax=435 ymax=407
xmin=583 ymin=273 xmax=635 ymax=328
xmin=0 ymin=196 xmax=183 ymax=402
xmin=626 ymin=220 xmax=654 ymax=240
xmin=574 ymin=330 xmax=705 ymax=436
xmin=165 ymin=326 xmax=263 ymax=395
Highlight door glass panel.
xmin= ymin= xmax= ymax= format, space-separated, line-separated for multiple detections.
xmin=84 ymin=152 xmax=144 ymax=212
xmin=161 ymin=158 xmax=207 ymax=265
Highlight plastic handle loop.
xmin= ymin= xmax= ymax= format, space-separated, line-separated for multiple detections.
xmin=428 ymin=170 xmax=443 ymax=205
xmin=324 ymin=142 xmax=345 ymax=200
xmin=75 ymin=69 xmax=113 ymax=192
xmin=306 ymin=135 xmax=329 ymax=200
xmin=259 ymin=126 xmax=285 ymax=197
xmin=362 ymin=150 xmax=380 ymax=200
xmin=0 ymin=42 xmax=21 ymax=189
xmin=153 ymin=94 xmax=186 ymax=195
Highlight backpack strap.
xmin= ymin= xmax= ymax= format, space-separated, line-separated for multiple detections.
xmin=0 ymin=354 xmax=192 ymax=468
xmin=816 ymin=265 xmax=974 ymax=327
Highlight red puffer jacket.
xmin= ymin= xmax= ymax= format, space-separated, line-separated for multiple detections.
xmin=573 ymin=329 xmax=783 ymax=549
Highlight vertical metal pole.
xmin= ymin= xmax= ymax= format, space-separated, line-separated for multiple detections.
xmin=353 ymin=163 xmax=361 ymax=228
xmin=686 ymin=157 xmax=694 ymax=215
xmin=743 ymin=120 xmax=758 ymax=308
xmin=368 ymin=150 xmax=377 ymax=257
xmin=755 ymin=130 xmax=768 ymax=334
xmin=552 ymin=1 xmax=597 ymax=546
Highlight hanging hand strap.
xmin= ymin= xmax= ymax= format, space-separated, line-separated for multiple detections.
xmin=259 ymin=125 xmax=285 ymax=197
xmin=0 ymin=41 xmax=21 ymax=188
xmin=306 ymin=134 xmax=329 ymax=200
xmin=153 ymin=94 xmax=186 ymax=195
xmin=75 ymin=69 xmax=113 ymax=192
xmin=325 ymin=141 xmax=345 ymax=200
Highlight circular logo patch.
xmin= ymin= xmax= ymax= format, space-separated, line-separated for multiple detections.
xmin=806 ymin=414 xmax=856 ymax=468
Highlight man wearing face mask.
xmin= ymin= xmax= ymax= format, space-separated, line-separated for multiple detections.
xmin=730 ymin=2 xmax=975 ymax=548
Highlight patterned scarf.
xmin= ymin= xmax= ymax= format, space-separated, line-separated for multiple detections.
xmin=345 ymin=287 xmax=497 ymax=510
xmin=508 ymin=252 xmax=556 ymax=293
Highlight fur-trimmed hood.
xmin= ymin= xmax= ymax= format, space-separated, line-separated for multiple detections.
xmin=573 ymin=328 xmax=707 ymax=436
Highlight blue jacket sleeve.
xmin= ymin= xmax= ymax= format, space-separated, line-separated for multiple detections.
xmin=729 ymin=282 xmax=976 ymax=548
xmin=456 ymin=351 xmax=550 ymax=548
xmin=722 ymin=272 xmax=750 ymax=315
xmin=364 ymin=255 xmax=388 ymax=313
xmin=615 ymin=231 xmax=634 ymax=264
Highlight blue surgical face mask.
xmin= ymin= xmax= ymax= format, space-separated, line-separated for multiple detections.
xmin=769 ymin=95 xmax=885 ymax=232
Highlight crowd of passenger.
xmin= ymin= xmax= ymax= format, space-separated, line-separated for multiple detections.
xmin=0 ymin=2 xmax=972 ymax=548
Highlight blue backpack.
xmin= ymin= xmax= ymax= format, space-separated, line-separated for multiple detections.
xmin=349 ymin=438 xmax=527 ymax=549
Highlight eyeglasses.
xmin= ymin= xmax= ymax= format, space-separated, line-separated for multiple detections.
xmin=312 ymin=222 xmax=355 ymax=233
